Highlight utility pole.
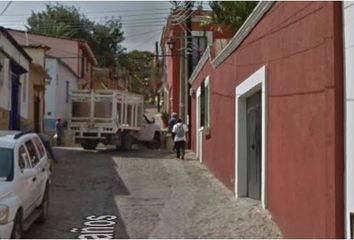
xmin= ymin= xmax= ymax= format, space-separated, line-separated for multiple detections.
xmin=186 ymin=1 xmax=193 ymax=148
xmin=155 ymin=41 xmax=161 ymax=112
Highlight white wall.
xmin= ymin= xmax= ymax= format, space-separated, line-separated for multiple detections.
xmin=56 ymin=61 xmax=78 ymax=120
xmin=45 ymin=58 xmax=58 ymax=123
xmin=343 ymin=2 xmax=354 ymax=238
xmin=45 ymin=58 xmax=78 ymax=131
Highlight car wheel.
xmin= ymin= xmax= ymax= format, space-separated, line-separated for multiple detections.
xmin=11 ymin=211 xmax=22 ymax=239
xmin=81 ymin=140 xmax=98 ymax=150
xmin=37 ymin=187 xmax=49 ymax=223
xmin=148 ymin=133 xmax=160 ymax=149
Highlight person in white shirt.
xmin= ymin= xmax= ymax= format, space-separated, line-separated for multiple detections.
xmin=172 ymin=118 xmax=189 ymax=159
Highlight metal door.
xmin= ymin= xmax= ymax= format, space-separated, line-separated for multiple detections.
xmin=246 ymin=91 xmax=261 ymax=200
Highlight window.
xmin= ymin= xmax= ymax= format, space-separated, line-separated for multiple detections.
xmin=192 ymin=36 xmax=207 ymax=68
xmin=81 ymin=55 xmax=85 ymax=77
xmin=199 ymin=76 xmax=211 ymax=129
xmin=18 ymin=145 xmax=31 ymax=170
xmin=33 ymin=137 xmax=46 ymax=159
xmin=25 ymin=140 xmax=40 ymax=166
xmin=0 ymin=148 xmax=13 ymax=181
xmin=86 ymin=58 xmax=89 ymax=74
xmin=204 ymin=76 xmax=210 ymax=128
xmin=65 ymin=81 xmax=70 ymax=103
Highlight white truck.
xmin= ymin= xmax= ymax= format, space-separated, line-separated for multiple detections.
xmin=68 ymin=89 xmax=161 ymax=150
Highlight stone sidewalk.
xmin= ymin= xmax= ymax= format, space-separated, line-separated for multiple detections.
xmin=113 ymin=149 xmax=282 ymax=239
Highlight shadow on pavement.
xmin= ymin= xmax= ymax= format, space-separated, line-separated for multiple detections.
xmin=24 ymin=148 xmax=130 ymax=239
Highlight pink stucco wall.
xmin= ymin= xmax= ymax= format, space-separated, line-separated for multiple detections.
xmin=8 ymin=29 xmax=94 ymax=88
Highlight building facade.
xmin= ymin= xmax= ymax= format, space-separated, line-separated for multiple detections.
xmin=343 ymin=2 xmax=354 ymax=238
xmin=0 ymin=27 xmax=31 ymax=131
xmin=7 ymin=29 xmax=98 ymax=131
xmin=22 ymin=45 xmax=50 ymax=132
xmin=189 ymin=2 xmax=347 ymax=238
xmin=160 ymin=10 xmax=234 ymax=121
xmin=7 ymin=29 xmax=98 ymax=89
xmin=44 ymin=56 xmax=79 ymax=131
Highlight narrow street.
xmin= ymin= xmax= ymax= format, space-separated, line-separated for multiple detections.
xmin=24 ymin=146 xmax=281 ymax=239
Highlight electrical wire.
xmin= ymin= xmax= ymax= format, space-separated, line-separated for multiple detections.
xmin=0 ymin=1 xmax=12 ymax=16
xmin=0 ymin=7 xmax=171 ymax=17
xmin=131 ymin=28 xmax=163 ymax=49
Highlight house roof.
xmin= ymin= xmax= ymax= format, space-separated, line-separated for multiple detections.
xmin=0 ymin=26 xmax=32 ymax=62
xmin=7 ymin=28 xmax=98 ymax=66
xmin=23 ymin=44 xmax=51 ymax=51
xmin=79 ymin=42 xmax=98 ymax=66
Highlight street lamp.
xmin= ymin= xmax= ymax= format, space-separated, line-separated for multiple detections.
xmin=167 ymin=40 xmax=175 ymax=52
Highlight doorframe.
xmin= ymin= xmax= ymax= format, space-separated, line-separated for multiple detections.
xmin=235 ymin=66 xmax=267 ymax=208
xmin=196 ymin=86 xmax=204 ymax=163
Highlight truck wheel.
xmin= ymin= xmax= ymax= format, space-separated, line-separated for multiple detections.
xmin=81 ymin=140 xmax=98 ymax=150
xmin=11 ymin=211 xmax=22 ymax=239
xmin=121 ymin=131 xmax=133 ymax=151
xmin=148 ymin=132 xmax=161 ymax=149
xmin=37 ymin=186 xmax=49 ymax=224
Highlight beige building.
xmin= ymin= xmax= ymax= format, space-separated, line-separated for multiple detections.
xmin=22 ymin=45 xmax=50 ymax=132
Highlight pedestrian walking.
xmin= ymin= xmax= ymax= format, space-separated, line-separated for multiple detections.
xmin=55 ymin=118 xmax=63 ymax=146
xmin=38 ymin=133 xmax=58 ymax=163
xmin=168 ymin=112 xmax=178 ymax=151
xmin=172 ymin=118 xmax=188 ymax=159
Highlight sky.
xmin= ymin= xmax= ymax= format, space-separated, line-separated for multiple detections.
xmin=0 ymin=1 xmax=175 ymax=52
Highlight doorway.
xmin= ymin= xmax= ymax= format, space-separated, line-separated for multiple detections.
xmin=9 ymin=73 xmax=20 ymax=130
xmin=235 ymin=66 xmax=267 ymax=207
xmin=246 ymin=91 xmax=262 ymax=200
xmin=34 ymin=96 xmax=41 ymax=133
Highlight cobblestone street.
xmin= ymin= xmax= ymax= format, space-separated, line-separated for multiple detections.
xmin=24 ymin=146 xmax=282 ymax=239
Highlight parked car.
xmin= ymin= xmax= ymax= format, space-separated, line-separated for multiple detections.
xmin=0 ymin=131 xmax=51 ymax=239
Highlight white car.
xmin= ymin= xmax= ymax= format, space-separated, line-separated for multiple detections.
xmin=0 ymin=131 xmax=51 ymax=239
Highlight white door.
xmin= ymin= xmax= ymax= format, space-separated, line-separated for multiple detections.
xmin=196 ymin=87 xmax=203 ymax=163
xmin=16 ymin=145 xmax=33 ymax=218
xmin=24 ymin=140 xmax=43 ymax=208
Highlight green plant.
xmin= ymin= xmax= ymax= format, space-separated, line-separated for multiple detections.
xmin=161 ymin=111 xmax=169 ymax=128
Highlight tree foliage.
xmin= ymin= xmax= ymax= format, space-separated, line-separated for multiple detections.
xmin=117 ymin=51 xmax=162 ymax=101
xmin=26 ymin=3 xmax=124 ymax=67
xmin=209 ymin=1 xmax=258 ymax=31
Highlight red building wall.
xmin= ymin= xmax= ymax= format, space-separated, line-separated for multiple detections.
xmin=191 ymin=2 xmax=344 ymax=238
xmin=163 ymin=11 xmax=235 ymax=115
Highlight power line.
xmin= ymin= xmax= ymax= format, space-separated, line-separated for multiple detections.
xmin=131 ymin=28 xmax=163 ymax=49
xmin=0 ymin=1 xmax=12 ymax=16
xmin=124 ymin=28 xmax=163 ymax=39
xmin=0 ymin=7 xmax=171 ymax=17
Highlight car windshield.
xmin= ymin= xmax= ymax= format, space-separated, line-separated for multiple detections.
xmin=0 ymin=148 xmax=14 ymax=181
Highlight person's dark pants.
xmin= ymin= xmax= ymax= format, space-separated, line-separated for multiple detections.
xmin=43 ymin=139 xmax=58 ymax=163
xmin=172 ymin=133 xmax=176 ymax=151
xmin=175 ymin=140 xmax=185 ymax=159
